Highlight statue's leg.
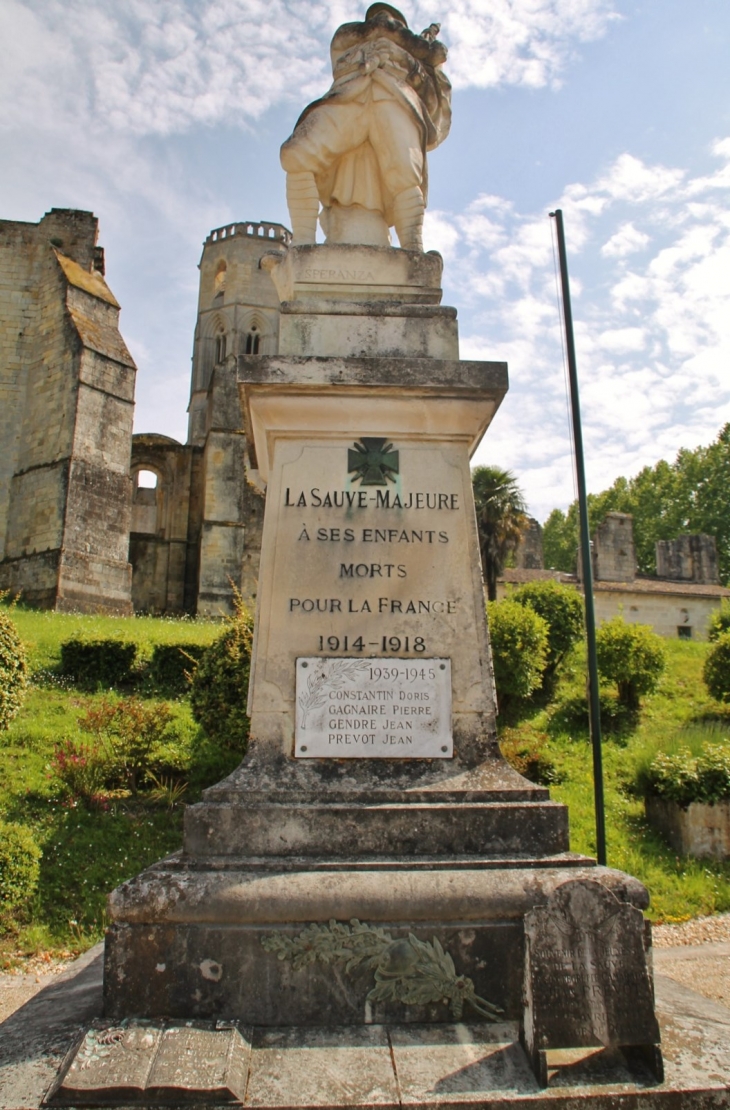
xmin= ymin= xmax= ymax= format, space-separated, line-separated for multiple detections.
xmin=285 ymin=172 xmax=320 ymax=245
xmin=392 ymin=186 xmax=425 ymax=251
xmin=369 ymin=102 xmax=426 ymax=250
xmin=281 ymin=104 xmax=367 ymax=244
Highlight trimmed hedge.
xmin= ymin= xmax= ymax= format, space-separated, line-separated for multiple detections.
xmin=0 ymin=819 xmax=41 ymax=911
xmin=510 ymin=579 xmax=583 ymax=680
xmin=0 ymin=608 xmax=28 ymax=730
xmin=59 ymin=639 xmax=137 ymax=689
xmin=487 ymin=598 xmax=548 ymax=707
xmin=190 ymin=603 xmax=253 ymax=753
xmin=147 ymin=643 xmax=208 ymax=696
xmin=703 ymin=632 xmax=730 ymax=703
xmin=595 ymin=617 xmax=665 ymax=708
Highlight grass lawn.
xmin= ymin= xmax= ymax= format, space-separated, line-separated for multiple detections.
xmin=500 ymin=637 xmax=730 ymax=922
xmin=0 ymin=603 xmax=229 ymax=966
xmin=2 ymin=603 xmax=730 ymax=966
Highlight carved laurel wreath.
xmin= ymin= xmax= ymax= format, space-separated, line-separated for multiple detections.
xmin=297 ymin=659 xmax=365 ymax=727
xmin=261 ymin=918 xmax=503 ymax=1021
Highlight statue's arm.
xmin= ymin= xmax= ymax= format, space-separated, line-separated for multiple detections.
xmin=331 ymin=15 xmax=447 ymax=68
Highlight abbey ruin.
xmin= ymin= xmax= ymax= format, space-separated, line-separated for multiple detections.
xmin=0 ymin=208 xmax=289 ymax=617
xmin=0 ymin=207 xmax=727 ymax=634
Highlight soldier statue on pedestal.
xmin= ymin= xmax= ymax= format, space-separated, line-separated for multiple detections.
xmin=281 ymin=3 xmax=451 ymax=251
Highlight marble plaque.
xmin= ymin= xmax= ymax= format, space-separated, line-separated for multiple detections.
xmin=295 ymin=656 xmax=452 ymax=758
xmin=521 ymin=878 xmax=662 ymax=1085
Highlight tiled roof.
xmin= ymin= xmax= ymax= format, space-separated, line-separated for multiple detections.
xmin=499 ymin=567 xmax=729 ymax=599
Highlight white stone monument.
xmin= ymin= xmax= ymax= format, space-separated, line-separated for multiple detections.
xmin=104 ymin=7 xmax=658 ymax=1035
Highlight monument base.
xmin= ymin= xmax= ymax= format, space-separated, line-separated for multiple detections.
xmin=103 ymin=857 xmax=650 ymax=1025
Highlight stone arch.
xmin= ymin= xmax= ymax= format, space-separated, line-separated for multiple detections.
xmin=131 ymin=463 xmax=163 ymax=535
xmin=201 ymin=311 xmax=231 ymax=380
xmin=213 ymin=259 xmax=227 ymax=297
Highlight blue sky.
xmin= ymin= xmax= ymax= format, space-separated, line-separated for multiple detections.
xmin=2 ymin=0 xmax=729 ymax=521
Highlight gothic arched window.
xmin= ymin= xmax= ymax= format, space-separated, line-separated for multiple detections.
xmin=214 ymin=261 xmax=227 ymax=296
xmin=215 ymin=333 xmax=227 ymax=363
xmin=245 ymin=326 xmax=260 ymax=354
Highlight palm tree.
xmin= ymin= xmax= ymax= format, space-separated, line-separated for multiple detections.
xmin=471 ymin=466 xmax=528 ymax=600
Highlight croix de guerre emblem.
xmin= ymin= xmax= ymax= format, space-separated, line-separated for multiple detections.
xmin=347 ymin=438 xmax=399 ymax=486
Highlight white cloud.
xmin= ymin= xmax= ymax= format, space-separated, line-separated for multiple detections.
xmin=596 ymin=327 xmax=646 ymax=352
xmin=1 ymin=0 xmax=619 ymax=141
xmin=461 ymin=144 xmax=730 ymax=519
xmin=601 ymin=222 xmax=649 ymax=258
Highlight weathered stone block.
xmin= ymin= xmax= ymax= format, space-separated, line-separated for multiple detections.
xmin=646 ymin=795 xmax=730 ymax=860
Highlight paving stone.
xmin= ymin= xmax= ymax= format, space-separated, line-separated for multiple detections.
xmin=246 ymin=1025 xmax=398 ymax=1108
xmin=389 ymin=1022 xmax=538 ymax=1101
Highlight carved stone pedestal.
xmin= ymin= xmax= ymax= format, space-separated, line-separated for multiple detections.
xmin=104 ymin=297 xmax=656 ymax=1032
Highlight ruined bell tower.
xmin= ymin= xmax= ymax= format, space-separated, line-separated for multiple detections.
xmin=130 ymin=220 xmax=291 ymax=615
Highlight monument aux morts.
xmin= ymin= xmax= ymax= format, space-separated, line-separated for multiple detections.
xmin=104 ymin=3 xmax=662 ymax=1081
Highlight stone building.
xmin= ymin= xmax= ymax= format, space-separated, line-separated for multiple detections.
xmin=129 ymin=220 xmax=290 ymax=616
xmin=499 ymin=512 xmax=728 ymax=640
xmin=0 ymin=209 xmax=136 ymax=613
xmin=514 ymin=517 xmax=543 ymax=570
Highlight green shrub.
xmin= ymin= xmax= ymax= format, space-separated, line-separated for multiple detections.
xmin=510 ymin=579 xmax=583 ymax=680
xmin=638 ymin=740 xmax=730 ymax=806
xmin=190 ymin=601 xmax=253 ymax=752
xmin=499 ymin=729 xmax=563 ymax=785
xmin=595 ymin=617 xmax=665 ymax=708
xmin=77 ymin=697 xmax=178 ymax=794
xmin=704 ymin=633 xmax=730 ymax=703
xmin=708 ymin=601 xmax=730 ymax=643
xmin=59 ymin=639 xmax=137 ymax=690
xmin=487 ymin=599 xmax=548 ymax=708
xmin=0 ymin=607 xmax=28 ymax=731
xmin=0 ymin=819 xmax=41 ymax=911
xmin=146 ymin=643 xmax=208 ymax=696
xmin=49 ymin=736 xmax=112 ymax=805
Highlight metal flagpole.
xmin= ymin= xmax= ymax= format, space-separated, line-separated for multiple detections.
xmin=549 ymin=208 xmax=607 ymax=866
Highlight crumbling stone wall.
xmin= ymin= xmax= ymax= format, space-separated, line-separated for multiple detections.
xmin=129 ymin=434 xmax=202 ymax=614
xmin=0 ymin=209 xmax=135 ymax=613
xmin=515 ymin=517 xmax=544 ymax=569
xmin=656 ymin=534 xmax=720 ymax=585
xmin=592 ymin=512 xmax=636 ymax=582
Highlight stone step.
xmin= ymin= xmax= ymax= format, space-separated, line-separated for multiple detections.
xmin=183 ymin=800 xmax=570 ymax=858
xmin=104 ymin=863 xmax=648 ymax=1023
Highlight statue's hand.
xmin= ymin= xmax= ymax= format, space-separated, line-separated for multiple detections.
xmin=420 ymin=22 xmax=441 ymax=42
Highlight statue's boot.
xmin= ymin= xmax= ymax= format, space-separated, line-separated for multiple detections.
xmin=286 ymin=172 xmax=319 ymax=245
xmin=393 ymin=186 xmax=425 ymax=251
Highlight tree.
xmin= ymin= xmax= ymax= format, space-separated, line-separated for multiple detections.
xmin=595 ymin=617 xmax=665 ymax=708
xmin=487 ymin=599 xmax=548 ymax=709
xmin=541 ymin=424 xmax=730 ymax=584
xmin=471 ymin=467 xmax=528 ymax=600
xmin=511 ymin=579 xmax=584 ymax=683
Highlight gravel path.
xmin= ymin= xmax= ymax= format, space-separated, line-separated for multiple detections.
xmin=0 ymin=955 xmax=71 ymax=1025
xmin=652 ymin=911 xmax=730 ymax=947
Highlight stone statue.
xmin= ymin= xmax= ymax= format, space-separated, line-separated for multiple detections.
xmin=281 ymin=3 xmax=451 ymax=251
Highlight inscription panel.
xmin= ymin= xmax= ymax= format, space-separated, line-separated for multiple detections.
xmin=523 ymin=879 xmax=660 ymax=1052
xmin=254 ymin=441 xmax=491 ymax=720
xmin=295 ymin=656 xmax=452 ymax=758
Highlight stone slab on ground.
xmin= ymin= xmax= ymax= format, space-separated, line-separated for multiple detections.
xmin=653 ymin=942 xmax=730 ymax=1008
xmin=0 ymin=944 xmax=103 ymax=1110
xmin=3 ymin=947 xmax=730 ymax=1109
